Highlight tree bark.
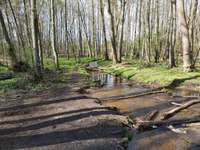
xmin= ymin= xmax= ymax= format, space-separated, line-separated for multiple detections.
xmin=100 ymin=0 xmax=109 ymax=60
xmin=161 ymin=99 xmax=200 ymax=120
xmin=50 ymin=0 xmax=59 ymax=69
xmin=177 ymin=0 xmax=192 ymax=72
xmin=0 ymin=9 xmax=18 ymax=69
xmin=31 ymin=0 xmax=42 ymax=77
xmin=107 ymin=0 xmax=119 ymax=64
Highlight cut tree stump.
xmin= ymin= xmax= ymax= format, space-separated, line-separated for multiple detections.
xmin=161 ymin=99 xmax=200 ymax=120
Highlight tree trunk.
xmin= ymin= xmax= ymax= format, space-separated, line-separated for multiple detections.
xmin=0 ymin=9 xmax=18 ymax=69
xmin=50 ymin=0 xmax=59 ymax=69
xmin=100 ymin=0 xmax=109 ymax=60
xmin=64 ymin=0 xmax=70 ymax=59
xmin=107 ymin=0 xmax=119 ymax=64
xmin=31 ymin=0 xmax=42 ymax=77
xmin=169 ymin=0 xmax=176 ymax=68
xmin=118 ymin=0 xmax=126 ymax=63
xmin=177 ymin=0 xmax=192 ymax=72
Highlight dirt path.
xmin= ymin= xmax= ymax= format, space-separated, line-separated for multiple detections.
xmin=0 ymin=84 xmax=127 ymax=150
xmin=1 ymin=71 xmax=200 ymax=150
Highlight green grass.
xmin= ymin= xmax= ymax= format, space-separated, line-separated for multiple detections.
xmin=44 ymin=57 xmax=95 ymax=75
xmin=0 ymin=64 xmax=9 ymax=73
xmin=99 ymin=60 xmax=200 ymax=86
xmin=0 ymin=57 xmax=95 ymax=94
xmin=1 ymin=57 xmax=200 ymax=94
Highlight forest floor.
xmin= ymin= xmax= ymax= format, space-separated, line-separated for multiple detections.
xmin=0 ymin=73 xmax=129 ymax=150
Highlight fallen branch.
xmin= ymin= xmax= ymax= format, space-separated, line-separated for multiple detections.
xmin=186 ymin=122 xmax=200 ymax=127
xmin=170 ymin=102 xmax=182 ymax=106
xmin=161 ymin=99 xmax=200 ymax=120
xmin=97 ymin=115 xmax=134 ymax=128
xmin=100 ymin=88 xmax=166 ymax=101
xmin=0 ymin=72 xmax=13 ymax=80
xmin=138 ymin=116 xmax=200 ymax=131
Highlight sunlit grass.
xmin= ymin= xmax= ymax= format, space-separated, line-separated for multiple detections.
xmin=0 ymin=57 xmax=95 ymax=94
xmin=1 ymin=57 xmax=200 ymax=94
xmin=0 ymin=64 xmax=9 ymax=73
xmin=99 ymin=60 xmax=200 ymax=86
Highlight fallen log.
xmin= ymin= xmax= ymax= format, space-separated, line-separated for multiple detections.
xmin=186 ymin=122 xmax=200 ymax=127
xmin=138 ymin=116 xmax=200 ymax=131
xmin=0 ymin=72 xmax=13 ymax=81
xmin=161 ymin=99 xmax=200 ymax=120
xmin=170 ymin=102 xmax=182 ymax=106
xmin=100 ymin=88 xmax=166 ymax=101
xmin=97 ymin=115 xmax=134 ymax=128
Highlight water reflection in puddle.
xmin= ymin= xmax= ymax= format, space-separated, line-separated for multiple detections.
xmin=90 ymin=72 xmax=125 ymax=88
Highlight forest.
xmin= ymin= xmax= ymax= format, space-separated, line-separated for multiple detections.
xmin=0 ymin=0 xmax=200 ymax=150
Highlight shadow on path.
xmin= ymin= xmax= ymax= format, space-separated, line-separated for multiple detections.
xmin=0 ymin=123 xmax=122 ymax=150
xmin=0 ymin=107 xmax=111 ymax=125
xmin=0 ymin=95 xmax=96 ymax=112
xmin=0 ymin=110 xmax=115 ymax=135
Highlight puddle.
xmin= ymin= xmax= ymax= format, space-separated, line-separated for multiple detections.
xmin=90 ymin=71 xmax=126 ymax=88
xmin=90 ymin=71 xmax=149 ymax=98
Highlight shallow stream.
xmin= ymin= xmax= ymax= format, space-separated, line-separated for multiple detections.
xmin=89 ymin=71 xmax=200 ymax=150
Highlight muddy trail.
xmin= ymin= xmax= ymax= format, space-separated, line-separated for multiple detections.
xmin=0 ymin=72 xmax=200 ymax=150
